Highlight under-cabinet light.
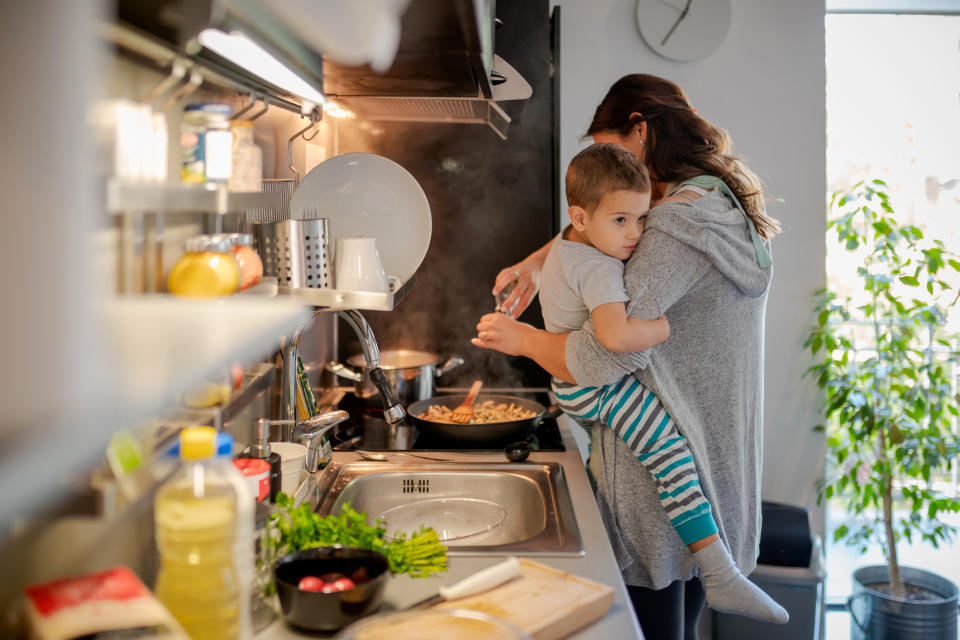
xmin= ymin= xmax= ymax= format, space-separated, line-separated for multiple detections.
xmin=198 ymin=29 xmax=325 ymax=105
xmin=322 ymin=100 xmax=354 ymax=119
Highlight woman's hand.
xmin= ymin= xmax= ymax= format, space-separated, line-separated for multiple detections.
xmin=471 ymin=313 xmax=534 ymax=356
xmin=492 ymin=253 xmax=545 ymax=319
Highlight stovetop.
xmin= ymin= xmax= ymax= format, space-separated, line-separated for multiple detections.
xmin=330 ymin=388 xmax=565 ymax=453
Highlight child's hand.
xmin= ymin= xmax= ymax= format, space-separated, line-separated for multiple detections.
xmin=472 ymin=313 xmax=532 ymax=356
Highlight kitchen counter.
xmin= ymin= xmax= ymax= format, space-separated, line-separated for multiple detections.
xmin=257 ymin=413 xmax=643 ymax=639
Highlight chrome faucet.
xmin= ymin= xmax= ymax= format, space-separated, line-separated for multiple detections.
xmin=281 ymin=309 xmax=406 ymax=431
xmin=256 ymin=411 xmax=350 ymax=473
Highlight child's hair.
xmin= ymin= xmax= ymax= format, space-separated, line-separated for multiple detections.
xmin=565 ymin=143 xmax=650 ymax=211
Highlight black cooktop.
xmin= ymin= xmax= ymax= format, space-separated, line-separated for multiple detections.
xmin=330 ymin=389 xmax=565 ymax=452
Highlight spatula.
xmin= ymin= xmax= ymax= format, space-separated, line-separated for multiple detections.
xmin=451 ymin=379 xmax=483 ymax=423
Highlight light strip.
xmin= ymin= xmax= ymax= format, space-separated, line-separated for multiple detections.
xmin=198 ymin=29 xmax=325 ymax=105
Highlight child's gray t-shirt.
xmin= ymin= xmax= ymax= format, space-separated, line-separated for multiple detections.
xmin=540 ymin=236 xmax=630 ymax=334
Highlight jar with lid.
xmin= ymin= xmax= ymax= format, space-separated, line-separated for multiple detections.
xmin=167 ymin=235 xmax=241 ymax=298
xmin=181 ymin=103 xmax=232 ymax=187
xmin=225 ymin=233 xmax=263 ymax=290
xmin=228 ymin=121 xmax=262 ymax=192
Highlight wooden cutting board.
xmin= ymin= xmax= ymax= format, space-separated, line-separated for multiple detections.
xmin=434 ymin=559 xmax=615 ymax=640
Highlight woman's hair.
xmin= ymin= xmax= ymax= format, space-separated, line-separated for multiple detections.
xmin=587 ymin=74 xmax=780 ymax=239
xmin=566 ymin=142 xmax=650 ymax=211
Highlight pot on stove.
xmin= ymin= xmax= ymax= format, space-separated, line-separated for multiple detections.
xmin=326 ymin=349 xmax=463 ymax=406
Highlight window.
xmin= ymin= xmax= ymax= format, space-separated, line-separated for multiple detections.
xmin=825 ymin=11 xmax=960 ymax=604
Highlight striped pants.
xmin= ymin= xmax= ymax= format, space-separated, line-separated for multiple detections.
xmin=552 ymin=376 xmax=719 ymax=545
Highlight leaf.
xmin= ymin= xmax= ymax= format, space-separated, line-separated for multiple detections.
xmin=899 ymin=275 xmax=919 ymax=287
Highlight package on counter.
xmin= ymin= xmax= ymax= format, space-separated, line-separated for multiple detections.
xmin=24 ymin=566 xmax=187 ymax=640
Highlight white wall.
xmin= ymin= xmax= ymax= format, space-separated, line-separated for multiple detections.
xmin=553 ymin=0 xmax=827 ymax=533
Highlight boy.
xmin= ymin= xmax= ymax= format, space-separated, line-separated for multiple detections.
xmin=542 ymin=143 xmax=787 ymax=623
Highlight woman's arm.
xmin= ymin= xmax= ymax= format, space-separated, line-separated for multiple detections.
xmin=491 ymin=238 xmax=554 ymax=318
xmin=592 ymin=303 xmax=670 ymax=353
xmin=472 ymin=313 xmax=576 ymax=383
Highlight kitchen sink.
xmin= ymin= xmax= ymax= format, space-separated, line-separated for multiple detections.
xmin=309 ymin=461 xmax=584 ymax=556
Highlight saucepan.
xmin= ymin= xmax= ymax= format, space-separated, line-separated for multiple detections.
xmin=327 ymin=349 xmax=463 ymax=406
xmin=406 ymin=394 xmax=562 ymax=446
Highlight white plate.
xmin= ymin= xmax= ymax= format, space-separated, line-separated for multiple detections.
xmin=290 ymin=153 xmax=431 ymax=285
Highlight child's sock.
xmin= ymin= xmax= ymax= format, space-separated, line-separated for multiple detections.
xmin=694 ymin=539 xmax=789 ymax=624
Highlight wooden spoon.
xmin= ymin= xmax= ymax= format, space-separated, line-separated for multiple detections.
xmin=451 ymin=380 xmax=484 ymax=423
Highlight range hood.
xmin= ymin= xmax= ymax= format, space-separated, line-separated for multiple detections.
xmin=114 ymin=0 xmax=531 ymax=137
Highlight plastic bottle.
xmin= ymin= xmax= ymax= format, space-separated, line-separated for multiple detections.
xmin=228 ymin=120 xmax=262 ymax=192
xmin=154 ymin=427 xmax=253 ymax=640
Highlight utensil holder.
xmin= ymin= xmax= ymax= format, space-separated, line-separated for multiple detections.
xmin=255 ymin=218 xmax=331 ymax=288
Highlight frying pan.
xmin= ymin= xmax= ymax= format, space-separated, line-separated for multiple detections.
xmin=406 ymin=394 xmax=562 ymax=446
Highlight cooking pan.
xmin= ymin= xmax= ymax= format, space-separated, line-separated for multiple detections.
xmin=406 ymin=394 xmax=562 ymax=446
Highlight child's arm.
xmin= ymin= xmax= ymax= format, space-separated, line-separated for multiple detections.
xmin=592 ymin=302 xmax=670 ymax=353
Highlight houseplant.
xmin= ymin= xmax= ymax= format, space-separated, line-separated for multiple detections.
xmin=804 ymin=179 xmax=960 ymax=636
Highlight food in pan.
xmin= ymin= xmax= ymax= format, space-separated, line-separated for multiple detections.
xmin=417 ymin=400 xmax=537 ymax=424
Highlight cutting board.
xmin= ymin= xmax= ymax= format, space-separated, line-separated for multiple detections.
xmin=434 ymin=559 xmax=615 ymax=640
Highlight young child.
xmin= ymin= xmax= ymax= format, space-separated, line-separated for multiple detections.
xmin=542 ymin=143 xmax=787 ymax=623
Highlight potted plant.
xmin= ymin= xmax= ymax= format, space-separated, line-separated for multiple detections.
xmin=804 ymin=179 xmax=960 ymax=638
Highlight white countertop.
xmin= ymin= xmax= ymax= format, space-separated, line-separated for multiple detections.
xmin=258 ymin=414 xmax=643 ymax=639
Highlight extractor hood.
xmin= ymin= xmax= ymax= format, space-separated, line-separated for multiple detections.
xmin=115 ymin=0 xmax=531 ymax=137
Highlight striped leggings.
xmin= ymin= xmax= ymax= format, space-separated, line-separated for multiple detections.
xmin=552 ymin=376 xmax=719 ymax=545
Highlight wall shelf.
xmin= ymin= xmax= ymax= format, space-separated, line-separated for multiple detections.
xmin=105 ymin=295 xmax=308 ymax=411
xmin=276 ymin=276 xmax=414 ymax=311
xmin=107 ymin=179 xmax=282 ymax=214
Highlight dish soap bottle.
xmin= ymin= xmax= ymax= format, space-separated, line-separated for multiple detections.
xmin=155 ymin=426 xmax=253 ymax=640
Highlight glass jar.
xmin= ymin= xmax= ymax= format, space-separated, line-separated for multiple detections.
xmin=167 ymin=235 xmax=241 ymax=298
xmin=228 ymin=121 xmax=263 ymax=192
xmin=181 ymin=103 xmax=232 ymax=187
xmin=225 ymin=233 xmax=263 ymax=290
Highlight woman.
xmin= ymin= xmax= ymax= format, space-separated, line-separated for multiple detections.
xmin=473 ymin=74 xmax=780 ymax=640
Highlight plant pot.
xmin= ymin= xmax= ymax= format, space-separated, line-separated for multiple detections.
xmin=848 ymin=565 xmax=958 ymax=640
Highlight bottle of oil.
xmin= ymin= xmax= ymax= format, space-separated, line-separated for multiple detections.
xmin=155 ymin=427 xmax=252 ymax=639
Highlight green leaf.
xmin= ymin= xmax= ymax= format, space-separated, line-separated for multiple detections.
xmin=899 ymin=275 xmax=919 ymax=287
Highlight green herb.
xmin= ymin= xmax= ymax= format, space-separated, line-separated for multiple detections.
xmin=268 ymin=493 xmax=447 ymax=578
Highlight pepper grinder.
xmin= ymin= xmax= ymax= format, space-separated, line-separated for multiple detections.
xmin=247 ymin=418 xmax=282 ymax=503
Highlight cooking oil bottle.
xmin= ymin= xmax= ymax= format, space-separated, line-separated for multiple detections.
xmin=155 ymin=426 xmax=253 ymax=639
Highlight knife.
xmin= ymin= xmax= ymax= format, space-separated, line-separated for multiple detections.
xmin=409 ymin=556 xmax=522 ymax=609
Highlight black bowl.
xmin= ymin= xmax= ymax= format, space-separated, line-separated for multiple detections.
xmin=274 ymin=546 xmax=389 ymax=631
xmin=504 ymin=441 xmax=532 ymax=462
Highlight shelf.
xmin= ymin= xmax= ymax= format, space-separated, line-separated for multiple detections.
xmin=106 ymin=179 xmax=282 ymax=214
xmin=103 ymin=295 xmax=308 ymax=418
xmin=277 ymin=276 xmax=414 ymax=311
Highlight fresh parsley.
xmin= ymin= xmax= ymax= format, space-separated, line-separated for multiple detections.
xmin=268 ymin=493 xmax=447 ymax=578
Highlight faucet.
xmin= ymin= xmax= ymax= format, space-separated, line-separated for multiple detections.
xmin=281 ymin=309 xmax=406 ymax=432
xmin=256 ymin=412 xmax=350 ymax=473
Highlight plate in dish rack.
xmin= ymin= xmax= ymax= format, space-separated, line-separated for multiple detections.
xmin=290 ymin=153 xmax=431 ymax=285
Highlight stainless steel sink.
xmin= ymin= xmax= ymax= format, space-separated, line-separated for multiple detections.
xmin=309 ymin=461 xmax=584 ymax=556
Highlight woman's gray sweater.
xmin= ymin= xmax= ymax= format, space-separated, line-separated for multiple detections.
xmin=565 ymin=188 xmax=772 ymax=589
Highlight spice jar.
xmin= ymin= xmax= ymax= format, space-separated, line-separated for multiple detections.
xmin=180 ymin=103 xmax=232 ymax=187
xmin=225 ymin=232 xmax=263 ymax=290
xmin=167 ymin=235 xmax=241 ymax=298
xmin=228 ymin=120 xmax=263 ymax=192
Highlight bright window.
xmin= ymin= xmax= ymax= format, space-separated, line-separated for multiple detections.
xmin=825 ymin=12 xmax=960 ymax=603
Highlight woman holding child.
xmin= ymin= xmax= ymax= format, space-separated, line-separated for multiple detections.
xmin=473 ymin=74 xmax=782 ymax=639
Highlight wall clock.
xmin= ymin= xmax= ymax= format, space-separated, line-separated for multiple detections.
xmin=635 ymin=0 xmax=732 ymax=62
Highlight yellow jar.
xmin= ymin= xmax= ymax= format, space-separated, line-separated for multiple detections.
xmin=168 ymin=235 xmax=241 ymax=298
